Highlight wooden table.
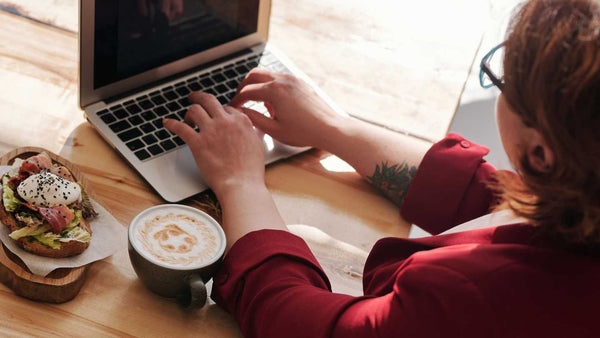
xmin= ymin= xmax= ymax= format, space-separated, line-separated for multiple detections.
xmin=0 ymin=0 xmax=483 ymax=336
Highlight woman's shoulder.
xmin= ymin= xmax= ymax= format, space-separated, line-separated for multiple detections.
xmin=385 ymin=223 xmax=600 ymax=277
xmin=364 ymin=227 xmax=600 ymax=336
xmin=377 ymin=237 xmax=600 ymax=338
xmin=366 ymin=223 xmax=600 ymax=298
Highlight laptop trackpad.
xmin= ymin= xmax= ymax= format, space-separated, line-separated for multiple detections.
xmin=175 ymin=146 xmax=203 ymax=179
xmin=145 ymin=136 xmax=305 ymax=202
xmin=143 ymin=146 xmax=207 ymax=202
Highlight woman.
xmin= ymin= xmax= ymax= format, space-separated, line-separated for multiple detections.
xmin=164 ymin=0 xmax=600 ymax=336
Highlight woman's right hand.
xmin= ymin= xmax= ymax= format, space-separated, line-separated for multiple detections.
xmin=229 ymin=69 xmax=347 ymax=150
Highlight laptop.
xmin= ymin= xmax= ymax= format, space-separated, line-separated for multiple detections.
xmin=79 ymin=0 xmax=345 ymax=202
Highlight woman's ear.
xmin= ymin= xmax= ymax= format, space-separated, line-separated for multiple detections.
xmin=526 ymin=129 xmax=555 ymax=173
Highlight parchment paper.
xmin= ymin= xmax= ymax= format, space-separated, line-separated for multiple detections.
xmin=0 ymin=166 xmax=127 ymax=276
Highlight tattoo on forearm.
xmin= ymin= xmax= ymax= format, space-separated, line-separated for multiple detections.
xmin=367 ymin=162 xmax=418 ymax=206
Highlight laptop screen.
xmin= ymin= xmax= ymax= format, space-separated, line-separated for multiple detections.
xmin=94 ymin=0 xmax=259 ymax=89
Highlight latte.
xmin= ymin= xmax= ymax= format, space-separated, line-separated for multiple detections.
xmin=130 ymin=205 xmax=224 ymax=269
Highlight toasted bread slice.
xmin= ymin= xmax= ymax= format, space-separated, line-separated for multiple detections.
xmin=0 ymin=174 xmax=92 ymax=258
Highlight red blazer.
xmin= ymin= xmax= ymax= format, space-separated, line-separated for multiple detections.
xmin=211 ymin=133 xmax=600 ymax=337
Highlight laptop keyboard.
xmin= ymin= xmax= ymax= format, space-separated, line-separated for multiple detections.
xmin=94 ymin=50 xmax=290 ymax=162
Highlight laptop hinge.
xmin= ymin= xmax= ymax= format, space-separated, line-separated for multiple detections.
xmin=104 ymin=48 xmax=254 ymax=104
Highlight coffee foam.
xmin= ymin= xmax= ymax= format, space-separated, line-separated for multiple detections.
xmin=131 ymin=206 xmax=223 ymax=269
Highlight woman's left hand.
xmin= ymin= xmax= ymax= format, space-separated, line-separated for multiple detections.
xmin=163 ymin=92 xmax=266 ymax=198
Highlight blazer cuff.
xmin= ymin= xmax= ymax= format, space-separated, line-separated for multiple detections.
xmin=400 ymin=133 xmax=491 ymax=234
xmin=211 ymin=229 xmax=330 ymax=312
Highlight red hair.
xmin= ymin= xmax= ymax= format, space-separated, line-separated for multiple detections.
xmin=497 ymin=0 xmax=600 ymax=244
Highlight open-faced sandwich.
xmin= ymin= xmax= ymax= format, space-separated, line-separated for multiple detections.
xmin=0 ymin=152 xmax=97 ymax=258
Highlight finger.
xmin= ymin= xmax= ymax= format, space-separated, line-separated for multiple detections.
xmin=163 ymin=118 xmax=196 ymax=144
xmin=237 ymin=69 xmax=276 ymax=93
xmin=264 ymin=102 xmax=275 ymax=118
xmin=189 ymin=92 xmax=226 ymax=118
xmin=185 ymin=104 xmax=210 ymax=127
xmin=239 ymin=107 xmax=279 ymax=134
xmin=223 ymin=105 xmax=239 ymax=116
xmin=229 ymin=82 xmax=271 ymax=108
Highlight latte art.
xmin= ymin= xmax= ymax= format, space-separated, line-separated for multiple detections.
xmin=154 ymin=224 xmax=198 ymax=254
xmin=133 ymin=211 xmax=220 ymax=268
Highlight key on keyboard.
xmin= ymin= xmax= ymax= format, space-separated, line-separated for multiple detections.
xmin=97 ymin=50 xmax=291 ymax=162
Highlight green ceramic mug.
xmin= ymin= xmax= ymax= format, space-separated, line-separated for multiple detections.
xmin=128 ymin=204 xmax=226 ymax=308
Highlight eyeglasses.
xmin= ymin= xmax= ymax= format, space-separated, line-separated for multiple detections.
xmin=479 ymin=43 xmax=505 ymax=91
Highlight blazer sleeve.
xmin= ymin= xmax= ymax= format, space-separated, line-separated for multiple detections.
xmin=211 ymin=230 xmax=496 ymax=338
xmin=400 ymin=133 xmax=498 ymax=234
xmin=211 ymin=230 xmax=358 ymax=337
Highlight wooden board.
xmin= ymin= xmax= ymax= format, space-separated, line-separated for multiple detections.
xmin=0 ymin=147 xmax=92 ymax=303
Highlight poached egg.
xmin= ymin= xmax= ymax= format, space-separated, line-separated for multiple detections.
xmin=17 ymin=171 xmax=81 ymax=207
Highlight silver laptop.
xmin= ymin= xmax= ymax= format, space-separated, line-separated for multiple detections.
xmin=79 ymin=0 xmax=345 ymax=202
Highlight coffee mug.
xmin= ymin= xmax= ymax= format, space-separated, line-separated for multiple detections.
xmin=128 ymin=204 xmax=226 ymax=308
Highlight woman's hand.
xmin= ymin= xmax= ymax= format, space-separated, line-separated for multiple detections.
xmin=229 ymin=69 xmax=348 ymax=150
xmin=163 ymin=92 xmax=265 ymax=198
xmin=230 ymin=70 xmax=430 ymax=207
xmin=165 ymin=91 xmax=287 ymax=253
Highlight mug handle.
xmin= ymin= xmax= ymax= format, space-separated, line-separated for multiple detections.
xmin=177 ymin=273 xmax=207 ymax=309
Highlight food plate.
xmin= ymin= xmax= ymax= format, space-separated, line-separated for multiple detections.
xmin=0 ymin=147 xmax=91 ymax=303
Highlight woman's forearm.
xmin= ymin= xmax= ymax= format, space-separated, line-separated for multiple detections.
xmin=321 ymin=116 xmax=431 ymax=206
xmin=218 ymin=183 xmax=287 ymax=254
xmin=215 ymin=116 xmax=432 ymax=252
